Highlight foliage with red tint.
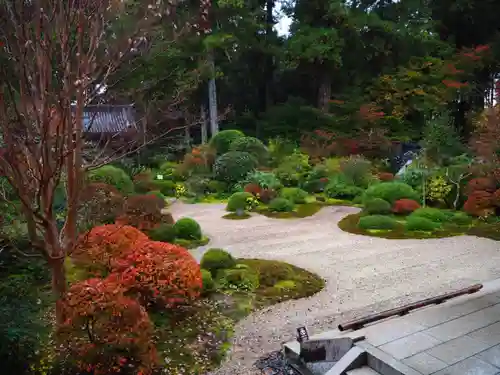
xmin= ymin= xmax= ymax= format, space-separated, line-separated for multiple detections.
xmin=244 ymin=183 xmax=262 ymax=196
xmin=470 ymin=107 xmax=500 ymax=182
xmin=79 ymin=183 xmax=124 ymax=226
xmin=463 ymin=190 xmax=494 ymax=217
xmin=112 ymin=241 xmax=202 ymax=308
xmin=72 ymin=224 xmax=148 ymax=274
xmin=442 ymin=80 xmax=468 ymax=88
xmin=116 ymin=194 xmax=166 ymax=231
xmin=493 ymin=189 xmax=500 ymax=206
xmin=133 ymin=171 xmax=156 ymax=193
xmin=466 ymin=177 xmax=496 ymax=195
xmin=356 ymin=128 xmax=392 ymax=158
xmin=58 ymin=277 xmax=157 ymax=375
xmin=378 ymin=172 xmax=394 ymax=181
xmin=358 ymin=103 xmax=385 ymax=122
xmin=259 ymin=188 xmax=277 ymax=204
xmin=300 ymin=130 xmax=338 ymax=159
xmin=392 ymin=199 xmax=421 ymax=214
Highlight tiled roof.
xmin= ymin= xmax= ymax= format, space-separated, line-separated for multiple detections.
xmin=72 ymin=104 xmax=137 ymax=133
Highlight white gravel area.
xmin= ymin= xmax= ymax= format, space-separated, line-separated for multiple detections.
xmin=169 ymin=202 xmax=500 ymax=375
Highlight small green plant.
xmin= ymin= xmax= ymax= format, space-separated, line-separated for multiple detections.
xmin=358 ymin=215 xmax=397 ymax=230
xmin=201 ymin=249 xmax=237 ymax=277
xmin=227 ymin=192 xmax=254 ymax=212
xmin=363 ymin=182 xmax=420 ymax=204
xmin=364 ymin=198 xmax=392 ymax=215
xmin=405 ymin=216 xmax=440 ymax=232
xmin=280 ymin=187 xmax=309 ymax=204
xmin=175 ymin=183 xmax=187 ymax=198
xmin=245 ymin=196 xmax=260 ymax=210
xmin=173 ymin=217 xmax=202 ymax=240
xmin=268 ymin=197 xmax=295 ymax=212
xmin=201 ymin=269 xmax=215 ymax=295
xmin=148 ymin=223 xmax=176 ymax=243
xmin=410 ymin=207 xmax=452 ymax=223
xmin=427 ymin=175 xmax=452 ymax=203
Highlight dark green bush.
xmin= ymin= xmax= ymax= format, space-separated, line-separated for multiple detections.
xmin=238 ymin=259 xmax=294 ymax=287
xmin=218 ymin=267 xmax=260 ymax=292
xmin=340 ymin=156 xmax=373 ymax=187
xmin=230 ymin=136 xmax=269 ymax=165
xmin=88 ymin=165 xmax=134 ymax=194
xmin=201 ymin=248 xmax=237 ymax=277
xmin=363 ymin=182 xmax=419 ymax=205
xmin=184 ymin=176 xmax=211 ymax=197
xmin=451 ymin=212 xmax=473 ymax=225
xmin=280 ymin=187 xmax=309 ymax=204
xmin=173 ymin=217 xmax=202 ymax=240
xmin=148 ymin=223 xmax=177 ymax=242
xmin=227 ymin=192 xmax=253 ymax=212
xmin=210 ymin=129 xmax=245 ymax=154
xmin=411 ymin=207 xmax=452 ymax=223
xmin=268 ymin=197 xmax=295 ymax=212
xmin=201 ymin=269 xmax=215 ymax=295
xmin=364 ymin=198 xmax=392 ymax=215
xmin=405 ymin=216 xmax=440 ymax=231
xmin=207 ymin=180 xmax=228 ymax=194
xmin=275 ymin=152 xmax=310 ymax=187
xmin=152 ymin=180 xmax=176 ymax=196
xmin=358 ymin=215 xmax=397 ymax=230
xmin=214 ymin=151 xmax=258 ymax=184
xmin=324 ymin=174 xmax=364 ymax=200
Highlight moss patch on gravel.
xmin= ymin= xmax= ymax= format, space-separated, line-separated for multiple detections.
xmin=222 ymin=212 xmax=252 ymax=220
xmin=338 ymin=213 xmax=499 ymax=240
xmin=154 ymin=259 xmax=324 ymax=374
xmin=255 ymin=202 xmax=323 ymax=219
xmin=173 ymin=236 xmax=210 ymax=249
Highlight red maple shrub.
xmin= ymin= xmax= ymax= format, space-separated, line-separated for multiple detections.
xmin=79 ymin=183 xmax=125 ymax=226
xmin=72 ymin=224 xmax=148 ymax=275
xmin=463 ymin=190 xmax=494 ymax=217
xmin=133 ymin=171 xmax=156 ymax=193
xmin=392 ymin=199 xmax=421 ymax=214
xmin=112 ymin=241 xmax=202 ymax=308
xmin=244 ymin=183 xmax=262 ymax=196
xmin=259 ymin=188 xmax=277 ymax=203
xmin=378 ymin=172 xmax=394 ymax=182
xmin=465 ymin=177 xmax=496 ymax=195
xmin=58 ymin=277 xmax=157 ymax=375
xmin=116 ymin=194 xmax=166 ymax=231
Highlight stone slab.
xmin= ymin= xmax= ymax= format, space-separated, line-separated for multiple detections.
xmin=357 ymin=341 xmax=424 ymax=375
xmin=378 ymin=332 xmax=442 ymax=360
xmin=433 ymin=357 xmax=500 ymax=375
xmin=475 ymin=344 xmax=500 ymax=368
xmin=402 ymin=353 xmax=448 ymax=375
xmin=326 ymin=347 xmax=366 ymax=375
xmin=468 ymin=322 xmax=500 ymax=347
xmin=426 ymin=335 xmax=493 ymax=365
xmin=346 ymin=367 xmax=381 ymax=375
xmin=364 ymin=319 xmax=427 ymax=347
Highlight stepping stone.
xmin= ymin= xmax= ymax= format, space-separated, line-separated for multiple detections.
xmin=347 ymin=366 xmax=381 ymax=375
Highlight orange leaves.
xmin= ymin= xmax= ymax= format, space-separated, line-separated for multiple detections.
xmin=116 ymin=194 xmax=166 ymax=231
xmin=358 ymin=103 xmax=385 ymax=122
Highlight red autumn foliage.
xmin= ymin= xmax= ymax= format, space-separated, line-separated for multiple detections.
xmin=300 ymin=130 xmax=338 ymax=159
xmin=259 ymin=188 xmax=277 ymax=204
xmin=494 ymin=189 xmax=500 ymax=206
xmin=378 ymin=172 xmax=394 ymax=181
xmin=58 ymin=277 xmax=157 ymax=375
xmin=392 ymin=199 xmax=421 ymax=214
xmin=133 ymin=171 xmax=156 ymax=193
xmin=463 ymin=190 xmax=494 ymax=217
xmin=466 ymin=177 xmax=496 ymax=195
xmin=442 ymin=80 xmax=468 ymax=88
xmin=79 ymin=183 xmax=125 ymax=225
xmin=112 ymin=241 xmax=202 ymax=308
xmin=72 ymin=224 xmax=148 ymax=275
xmin=116 ymin=194 xmax=166 ymax=231
xmin=358 ymin=103 xmax=385 ymax=122
xmin=244 ymin=183 xmax=263 ymax=196
xmin=470 ymin=107 xmax=500 ymax=182
xmin=356 ymin=128 xmax=392 ymax=158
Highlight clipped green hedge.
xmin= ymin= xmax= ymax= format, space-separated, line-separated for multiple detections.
xmin=363 ymin=182 xmax=419 ymax=205
xmin=88 ymin=165 xmax=134 ymax=195
xmin=364 ymin=198 xmax=391 ymax=215
xmin=358 ymin=215 xmax=397 ymax=230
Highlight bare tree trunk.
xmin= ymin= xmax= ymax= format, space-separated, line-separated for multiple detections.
xmin=208 ymin=50 xmax=219 ymax=136
xmin=200 ymin=105 xmax=208 ymax=144
xmin=318 ymin=71 xmax=331 ymax=112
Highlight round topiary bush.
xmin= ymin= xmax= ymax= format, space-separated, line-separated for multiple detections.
xmin=210 ymin=129 xmax=245 ymax=155
xmin=363 ymin=182 xmax=420 ymax=205
xmin=268 ymin=197 xmax=295 ymax=212
xmin=226 ymin=191 xmax=254 ymax=212
xmin=364 ymin=198 xmax=392 ymax=215
xmin=392 ymin=199 xmax=421 ymax=214
xmin=410 ymin=207 xmax=452 ymax=223
xmin=201 ymin=269 xmax=215 ymax=295
xmin=200 ymin=248 xmax=236 ymax=277
xmin=152 ymin=180 xmax=176 ymax=196
xmin=405 ymin=216 xmax=440 ymax=232
xmin=358 ymin=215 xmax=397 ymax=230
xmin=147 ymin=223 xmax=177 ymax=243
xmin=88 ymin=165 xmax=134 ymax=195
xmin=173 ymin=217 xmax=202 ymax=240
xmin=214 ymin=151 xmax=258 ymax=184
xmin=280 ymin=187 xmax=309 ymax=204
xmin=324 ymin=174 xmax=364 ymax=200
xmin=230 ymin=136 xmax=269 ymax=165
xmin=450 ymin=212 xmax=472 ymax=225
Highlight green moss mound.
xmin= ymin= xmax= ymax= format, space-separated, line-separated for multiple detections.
xmin=363 ymin=181 xmax=419 ymax=205
xmin=364 ymin=198 xmax=392 ymax=215
xmin=410 ymin=207 xmax=454 ymax=223
xmin=358 ymin=215 xmax=397 ymax=230
xmin=226 ymin=192 xmax=253 ymax=212
xmin=268 ymin=197 xmax=295 ymax=212
xmin=256 ymin=203 xmax=322 ymax=219
xmin=405 ymin=216 xmax=440 ymax=232
xmin=201 ymin=249 xmax=236 ymax=277
xmin=222 ymin=212 xmax=252 ymax=220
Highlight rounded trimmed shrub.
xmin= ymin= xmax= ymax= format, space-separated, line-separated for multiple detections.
xmin=405 ymin=216 xmax=439 ymax=232
xmin=147 ymin=223 xmax=176 ymax=243
xmin=201 ymin=248 xmax=237 ymax=277
xmin=227 ymin=192 xmax=253 ymax=212
xmin=214 ymin=151 xmax=258 ymax=184
xmin=210 ymin=129 xmax=245 ymax=154
xmin=268 ymin=197 xmax=295 ymax=212
xmin=450 ymin=212 xmax=473 ymax=225
xmin=358 ymin=215 xmax=397 ymax=230
xmin=280 ymin=187 xmax=309 ymax=204
xmin=153 ymin=180 xmax=176 ymax=196
xmin=324 ymin=174 xmax=364 ymax=200
xmin=410 ymin=207 xmax=452 ymax=223
xmin=230 ymin=136 xmax=269 ymax=164
xmin=173 ymin=217 xmax=202 ymax=240
xmin=88 ymin=165 xmax=134 ymax=195
xmin=364 ymin=198 xmax=392 ymax=215
xmin=392 ymin=199 xmax=421 ymax=214
xmin=201 ymin=269 xmax=215 ymax=295
xmin=363 ymin=182 xmax=419 ymax=205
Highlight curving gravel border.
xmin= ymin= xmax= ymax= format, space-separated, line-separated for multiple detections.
xmin=168 ymin=202 xmax=500 ymax=375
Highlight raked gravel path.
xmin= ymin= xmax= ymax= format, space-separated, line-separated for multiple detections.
xmin=168 ymin=201 xmax=500 ymax=375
